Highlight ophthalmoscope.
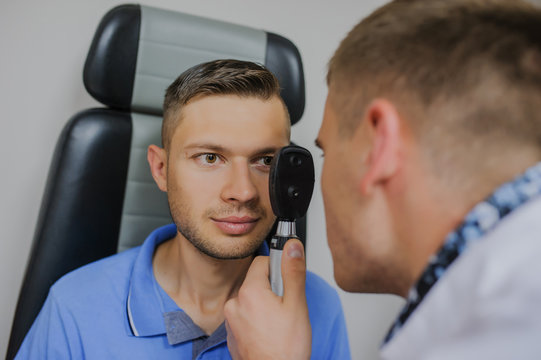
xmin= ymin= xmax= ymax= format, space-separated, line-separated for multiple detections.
xmin=268 ymin=145 xmax=315 ymax=296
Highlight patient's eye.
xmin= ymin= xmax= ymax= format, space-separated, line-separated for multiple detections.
xmin=253 ymin=156 xmax=273 ymax=172
xmin=261 ymin=156 xmax=273 ymax=166
xmin=194 ymin=153 xmax=223 ymax=167
xmin=205 ymin=154 xmax=217 ymax=164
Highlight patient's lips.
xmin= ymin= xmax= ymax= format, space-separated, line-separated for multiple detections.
xmin=212 ymin=216 xmax=258 ymax=235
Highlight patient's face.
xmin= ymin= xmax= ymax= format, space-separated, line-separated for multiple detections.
xmin=165 ymin=95 xmax=289 ymax=259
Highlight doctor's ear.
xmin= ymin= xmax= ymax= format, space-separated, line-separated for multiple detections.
xmin=147 ymin=144 xmax=168 ymax=192
xmin=358 ymin=99 xmax=403 ymax=195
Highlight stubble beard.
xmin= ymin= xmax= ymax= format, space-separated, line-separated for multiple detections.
xmin=167 ymin=186 xmax=274 ymax=260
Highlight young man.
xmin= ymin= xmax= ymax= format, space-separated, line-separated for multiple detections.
xmin=16 ymin=60 xmax=350 ymax=359
xmin=225 ymin=1 xmax=541 ymax=359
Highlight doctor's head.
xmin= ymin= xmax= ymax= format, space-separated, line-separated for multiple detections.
xmin=148 ymin=59 xmax=290 ymax=260
xmin=317 ymin=0 xmax=541 ymax=296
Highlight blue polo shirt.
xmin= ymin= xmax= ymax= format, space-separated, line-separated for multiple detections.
xmin=16 ymin=224 xmax=350 ymax=359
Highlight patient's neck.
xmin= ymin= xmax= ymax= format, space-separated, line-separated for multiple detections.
xmin=152 ymin=232 xmax=253 ymax=335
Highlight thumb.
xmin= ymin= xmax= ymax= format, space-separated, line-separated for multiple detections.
xmin=281 ymin=238 xmax=307 ymax=306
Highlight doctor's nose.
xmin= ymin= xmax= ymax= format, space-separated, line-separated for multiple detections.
xmin=221 ymin=162 xmax=258 ymax=203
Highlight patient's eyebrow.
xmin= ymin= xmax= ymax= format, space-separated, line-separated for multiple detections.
xmin=184 ymin=143 xmax=226 ymax=153
xmin=183 ymin=143 xmax=281 ymax=156
xmin=254 ymin=146 xmax=282 ymax=156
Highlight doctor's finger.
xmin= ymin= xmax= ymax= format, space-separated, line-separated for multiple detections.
xmin=281 ymin=239 xmax=307 ymax=306
xmin=241 ymin=255 xmax=271 ymax=291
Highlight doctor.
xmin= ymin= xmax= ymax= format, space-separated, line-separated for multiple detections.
xmin=224 ymin=0 xmax=541 ymax=358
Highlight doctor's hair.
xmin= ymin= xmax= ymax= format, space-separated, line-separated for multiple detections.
xmin=162 ymin=59 xmax=290 ymax=151
xmin=327 ymin=0 xmax=541 ymax=183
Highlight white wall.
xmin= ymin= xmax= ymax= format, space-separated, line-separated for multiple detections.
xmin=0 ymin=0 xmax=407 ymax=358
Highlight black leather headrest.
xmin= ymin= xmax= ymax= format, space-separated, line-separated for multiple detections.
xmin=83 ymin=4 xmax=305 ymax=124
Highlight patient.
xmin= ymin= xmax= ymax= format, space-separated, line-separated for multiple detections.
xmin=16 ymin=59 xmax=350 ymax=359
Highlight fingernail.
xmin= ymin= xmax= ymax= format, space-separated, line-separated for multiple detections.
xmin=287 ymin=241 xmax=304 ymax=259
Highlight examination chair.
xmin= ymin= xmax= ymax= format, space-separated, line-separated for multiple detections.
xmin=7 ymin=4 xmax=306 ymax=358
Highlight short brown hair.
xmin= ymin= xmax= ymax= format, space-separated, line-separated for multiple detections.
xmin=328 ymin=0 xmax=541 ymax=182
xmin=162 ymin=59 xmax=289 ymax=150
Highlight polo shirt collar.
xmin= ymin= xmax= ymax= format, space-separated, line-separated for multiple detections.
xmin=127 ymin=223 xmax=177 ymax=337
xmin=126 ymin=223 xmax=270 ymax=338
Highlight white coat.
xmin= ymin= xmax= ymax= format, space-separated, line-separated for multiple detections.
xmin=380 ymin=196 xmax=541 ymax=359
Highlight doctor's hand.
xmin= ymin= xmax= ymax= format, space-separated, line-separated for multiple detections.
xmin=224 ymin=239 xmax=311 ymax=360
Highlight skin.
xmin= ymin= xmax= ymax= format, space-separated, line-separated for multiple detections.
xmin=224 ymin=240 xmax=311 ymax=360
xmin=224 ymin=88 xmax=469 ymax=358
xmin=316 ymin=93 xmax=461 ymax=295
xmin=224 ymin=70 xmax=541 ymax=358
xmin=148 ymin=94 xmax=289 ymax=334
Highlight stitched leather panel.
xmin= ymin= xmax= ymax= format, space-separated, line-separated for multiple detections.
xmin=8 ymin=109 xmax=131 ymax=358
xmin=131 ymin=5 xmax=266 ymax=115
xmin=265 ymin=32 xmax=305 ymax=125
xmin=83 ymin=4 xmax=141 ymax=110
xmin=117 ymin=112 xmax=171 ymax=252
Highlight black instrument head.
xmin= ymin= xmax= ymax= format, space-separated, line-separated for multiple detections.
xmin=269 ymin=145 xmax=315 ymax=221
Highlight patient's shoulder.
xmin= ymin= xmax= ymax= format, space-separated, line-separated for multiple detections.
xmin=305 ymin=271 xmax=342 ymax=307
xmin=49 ymin=246 xmax=140 ymax=302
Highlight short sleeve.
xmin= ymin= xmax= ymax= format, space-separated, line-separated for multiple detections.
xmin=15 ymin=289 xmax=82 ymax=359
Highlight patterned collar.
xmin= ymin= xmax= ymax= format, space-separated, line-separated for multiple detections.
xmin=383 ymin=161 xmax=541 ymax=344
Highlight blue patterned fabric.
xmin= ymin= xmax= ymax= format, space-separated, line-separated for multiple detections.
xmin=384 ymin=162 xmax=541 ymax=344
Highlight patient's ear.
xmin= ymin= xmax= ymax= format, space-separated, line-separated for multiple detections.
xmin=147 ymin=144 xmax=168 ymax=192
xmin=358 ymin=99 xmax=402 ymax=195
